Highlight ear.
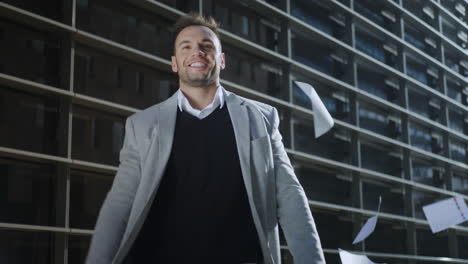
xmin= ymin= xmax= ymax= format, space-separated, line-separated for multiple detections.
xmin=219 ymin=52 xmax=226 ymax=70
xmin=171 ymin=56 xmax=178 ymax=73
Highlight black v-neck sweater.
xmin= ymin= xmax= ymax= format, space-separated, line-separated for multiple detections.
xmin=124 ymin=106 xmax=263 ymax=264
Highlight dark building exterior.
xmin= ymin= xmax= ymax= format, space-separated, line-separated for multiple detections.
xmin=0 ymin=0 xmax=467 ymax=263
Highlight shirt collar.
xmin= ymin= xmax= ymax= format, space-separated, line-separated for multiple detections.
xmin=177 ymin=85 xmax=225 ymax=112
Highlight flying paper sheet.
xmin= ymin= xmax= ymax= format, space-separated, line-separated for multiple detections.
xmin=352 ymin=196 xmax=382 ymax=244
xmin=423 ymin=196 xmax=468 ymax=233
xmin=294 ymin=81 xmax=334 ymax=138
xmin=338 ymin=249 xmax=383 ymax=264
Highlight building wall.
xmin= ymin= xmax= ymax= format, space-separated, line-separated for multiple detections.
xmin=0 ymin=0 xmax=467 ymax=263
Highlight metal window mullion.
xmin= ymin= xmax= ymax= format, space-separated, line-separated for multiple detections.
xmin=383 ymin=0 xmax=467 ymax=57
xmin=406 ymin=221 xmax=417 ymax=256
xmin=328 ymin=0 xmax=467 ymax=84
xmin=430 ymin=0 xmax=467 ymax=29
xmin=198 ymin=0 xmax=203 ymax=15
xmin=287 ymin=148 xmax=468 ymax=200
xmin=279 ymin=20 xmax=292 ymax=58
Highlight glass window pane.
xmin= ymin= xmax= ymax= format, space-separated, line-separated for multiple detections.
xmin=357 ymin=64 xmax=401 ymax=105
xmin=0 ymin=20 xmax=63 ymax=88
xmin=292 ymin=29 xmax=350 ymax=83
xmin=359 ymin=101 xmax=403 ymax=141
xmin=453 ymin=171 xmax=468 ymax=196
xmin=416 ymin=227 xmax=450 ymax=257
xmin=0 ymin=158 xmax=64 ymax=226
xmin=313 ymin=209 xmax=354 ymax=250
xmin=156 ymin=0 xmax=198 ymax=13
xmin=2 ymin=0 xmax=68 ymax=22
xmin=0 ymin=230 xmax=61 ymax=264
xmin=206 ymin=1 xmax=283 ymax=53
xmin=409 ymin=122 xmax=443 ymax=155
xmin=294 ymin=163 xmax=353 ymax=206
xmin=277 ymin=107 xmax=292 ymax=149
xmin=457 ymin=232 xmax=468 ymax=259
xmin=413 ymin=190 xmax=448 ymax=220
xmin=365 ymin=220 xmax=407 ymax=254
xmin=71 ymin=106 xmax=126 ymax=166
xmin=74 ymin=45 xmax=178 ymax=109
xmin=372 ymin=257 xmax=408 ymax=264
xmin=0 ymin=86 xmax=61 ymax=155
xmin=449 ymin=139 xmax=467 ymax=163
xmin=408 ymin=87 xmax=442 ymax=123
xmin=362 ymin=179 xmax=405 ymax=215
xmin=222 ymin=44 xmax=286 ymax=100
xmin=404 ymin=22 xmax=438 ymax=58
xmin=441 ymin=17 xmax=464 ymax=49
xmin=292 ymin=73 xmax=351 ymax=124
xmin=411 ymin=158 xmax=446 ymax=188
xmin=402 ymin=0 xmax=438 ymax=29
xmin=280 ymin=248 xmax=294 ymax=264
xmin=406 ymin=54 xmax=439 ymax=90
xmin=68 ymin=235 xmax=91 ymax=264
xmin=444 ymin=50 xmax=466 ymax=76
xmin=354 ymin=0 xmax=399 ymax=34
xmin=324 ymin=253 xmax=341 ymax=264
xmin=76 ymin=0 xmax=174 ymax=60
xmin=448 ymin=108 xmax=465 ymax=134
xmin=69 ymin=169 xmax=113 ymax=229
xmin=293 ymin=114 xmax=352 ymax=164
xmin=446 ymin=79 xmax=464 ymax=104
xmin=361 ymin=140 xmax=403 ymax=178
xmin=291 ymin=0 xmax=346 ymax=42
xmin=355 ymin=25 xmax=398 ymax=69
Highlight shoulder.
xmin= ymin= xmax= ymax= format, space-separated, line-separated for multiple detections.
xmin=227 ymin=91 xmax=279 ymax=131
xmin=126 ymin=93 xmax=176 ymax=134
xmin=227 ymin=90 xmax=276 ymax=115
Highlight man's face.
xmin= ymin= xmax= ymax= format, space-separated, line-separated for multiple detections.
xmin=171 ymin=25 xmax=225 ymax=88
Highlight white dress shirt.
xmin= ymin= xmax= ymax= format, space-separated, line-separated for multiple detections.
xmin=177 ymin=86 xmax=225 ymax=120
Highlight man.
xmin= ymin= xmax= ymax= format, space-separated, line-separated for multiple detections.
xmin=86 ymin=13 xmax=325 ymax=264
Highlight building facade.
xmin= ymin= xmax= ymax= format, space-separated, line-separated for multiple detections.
xmin=0 ymin=0 xmax=467 ymax=263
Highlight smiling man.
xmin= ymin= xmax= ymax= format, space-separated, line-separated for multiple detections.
xmin=86 ymin=13 xmax=325 ymax=264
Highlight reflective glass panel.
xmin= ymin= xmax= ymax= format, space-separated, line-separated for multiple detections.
xmin=71 ymin=106 xmax=126 ymax=166
xmin=0 ymin=86 xmax=60 ymax=155
xmin=0 ymin=158 xmax=63 ymax=226
xmin=69 ymin=169 xmax=113 ymax=229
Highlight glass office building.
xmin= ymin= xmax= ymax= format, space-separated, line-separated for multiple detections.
xmin=0 ymin=0 xmax=467 ymax=263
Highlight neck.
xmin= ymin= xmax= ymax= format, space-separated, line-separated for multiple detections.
xmin=179 ymin=82 xmax=219 ymax=110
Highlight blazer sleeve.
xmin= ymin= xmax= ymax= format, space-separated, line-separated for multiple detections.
xmin=86 ymin=116 xmax=142 ymax=264
xmin=270 ymin=107 xmax=326 ymax=264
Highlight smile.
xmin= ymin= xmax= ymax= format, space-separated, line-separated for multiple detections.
xmin=188 ymin=62 xmax=208 ymax=68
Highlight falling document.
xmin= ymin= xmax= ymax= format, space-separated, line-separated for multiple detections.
xmin=338 ymin=249 xmax=384 ymax=264
xmin=423 ymin=196 xmax=468 ymax=233
xmin=352 ymin=196 xmax=382 ymax=244
xmin=294 ymin=81 xmax=334 ymax=138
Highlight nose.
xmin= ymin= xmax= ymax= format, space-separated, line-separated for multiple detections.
xmin=193 ymin=46 xmax=206 ymax=56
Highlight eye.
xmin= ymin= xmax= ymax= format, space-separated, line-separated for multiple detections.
xmin=204 ymin=44 xmax=214 ymax=50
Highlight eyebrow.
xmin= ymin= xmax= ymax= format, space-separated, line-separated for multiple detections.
xmin=177 ymin=38 xmax=216 ymax=47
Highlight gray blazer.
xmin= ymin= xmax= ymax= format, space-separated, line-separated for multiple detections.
xmin=86 ymin=90 xmax=326 ymax=264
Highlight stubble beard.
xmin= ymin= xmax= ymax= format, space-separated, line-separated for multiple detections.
xmin=179 ymin=69 xmax=218 ymax=88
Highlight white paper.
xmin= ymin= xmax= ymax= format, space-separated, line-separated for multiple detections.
xmin=423 ymin=196 xmax=468 ymax=233
xmin=352 ymin=196 xmax=382 ymax=244
xmin=352 ymin=216 xmax=378 ymax=244
xmin=294 ymin=81 xmax=334 ymax=138
xmin=338 ymin=249 xmax=383 ymax=264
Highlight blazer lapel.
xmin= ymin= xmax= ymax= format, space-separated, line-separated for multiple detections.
xmin=155 ymin=93 xmax=178 ymax=177
xmin=226 ymin=91 xmax=270 ymax=260
xmin=226 ymin=92 xmax=252 ymax=197
xmin=115 ymin=92 xmax=178 ymax=263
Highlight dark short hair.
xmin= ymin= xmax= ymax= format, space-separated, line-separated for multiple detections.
xmin=171 ymin=12 xmax=221 ymax=53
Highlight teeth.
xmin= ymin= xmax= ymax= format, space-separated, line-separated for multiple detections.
xmin=190 ymin=62 xmax=205 ymax=67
